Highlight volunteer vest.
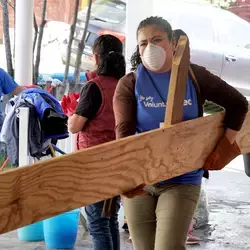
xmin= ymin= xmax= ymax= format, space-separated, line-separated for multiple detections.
xmin=76 ymin=74 xmax=117 ymax=149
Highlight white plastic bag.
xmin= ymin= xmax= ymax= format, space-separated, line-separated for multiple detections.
xmin=193 ymin=179 xmax=209 ymax=229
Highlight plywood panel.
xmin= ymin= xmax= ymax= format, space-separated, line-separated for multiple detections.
xmin=0 ymin=108 xmax=249 ymax=234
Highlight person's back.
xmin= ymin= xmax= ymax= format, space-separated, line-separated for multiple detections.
xmin=76 ymin=75 xmax=117 ymax=149
xmin=69 ymin=35 xmax=125 ymax=150
xmin=68 ymin=34 xmax=125 ymax=250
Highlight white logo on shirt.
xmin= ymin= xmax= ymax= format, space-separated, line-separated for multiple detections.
xmin=184 ymin=99 xmax=192 ymax=106
xmin=139 ymin=96 xmax=192 ymax=107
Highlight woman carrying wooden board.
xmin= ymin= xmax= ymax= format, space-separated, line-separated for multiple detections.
xmin=113 ymin=16 xmax=248 ymax=250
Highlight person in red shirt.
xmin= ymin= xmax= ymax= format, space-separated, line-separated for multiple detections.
xmin=68 ymin=34 xmax=125 ymax=250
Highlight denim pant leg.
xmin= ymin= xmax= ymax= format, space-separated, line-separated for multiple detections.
xmin=85 ymin=197 xmax=121 ymax=250
xmin=110 ymin=196 xmax=121 ymax=250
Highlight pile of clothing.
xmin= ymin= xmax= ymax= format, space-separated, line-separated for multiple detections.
xmin=1 ymin=88 xmax=68 ymax=167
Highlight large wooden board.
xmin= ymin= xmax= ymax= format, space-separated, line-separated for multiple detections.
xmin=165 ymin=36 xmax=190 ymax=126
xmin=0 ymin=108 xmax=250 ymax=234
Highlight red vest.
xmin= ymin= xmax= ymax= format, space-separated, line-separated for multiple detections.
xmin=86 ymin=71 xmax=97 ymax=81
xmin=76 ymin=73 xmax=117 ymax=149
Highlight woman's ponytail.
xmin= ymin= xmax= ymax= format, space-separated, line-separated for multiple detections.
xmin=98 ymin=51 xmax=125 ymax=79
xmin=93 ymin=35 xmax=126 ymax=79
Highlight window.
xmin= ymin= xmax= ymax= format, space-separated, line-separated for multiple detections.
xmin=90 ymin=0 xmax=126 ymax=24
xmin=86 ymin=33 xmax=98 ymax=47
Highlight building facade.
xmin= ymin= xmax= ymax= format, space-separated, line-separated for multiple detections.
xmin=0 ymin=0 xmax=82 ymax=42
xmin=229 ymin=0 xmax=250 ymax=22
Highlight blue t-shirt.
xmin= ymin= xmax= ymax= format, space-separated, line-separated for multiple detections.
xmin=0 ymin=68 xmax=18 ymax=130
xmin=135 ymin=64 xmax=203 ymax=185
xmin=0 ymin=68 xmax=18 ymax=96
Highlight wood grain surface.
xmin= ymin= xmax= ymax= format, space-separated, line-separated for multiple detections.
xmin=0 ymin=107 xmax=249 ymax=234
xmin=164 ymin=36 xmax=190 ymax=126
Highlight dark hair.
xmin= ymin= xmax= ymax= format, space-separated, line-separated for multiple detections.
xmin=131 ymin=16 xmax=173 ymax=71
xmin=130 ymin=45 xmax=141 ymax=71
xmin=93 ymin=34 xmax=125 ymax=79
xmin=172 ymin=29 xmax=187 ymax=42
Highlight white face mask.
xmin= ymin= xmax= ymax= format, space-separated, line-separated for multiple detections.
xmin=141 ymin=43 xmax=167 ymax=71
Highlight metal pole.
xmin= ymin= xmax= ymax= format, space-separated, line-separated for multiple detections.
xmin=15 ymin=0 xmax=33 ymax=86
xmin=18 ymin=107 xmax=30 ymax=167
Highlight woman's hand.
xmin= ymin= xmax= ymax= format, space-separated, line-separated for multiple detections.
xmin=203 ymin=129 xmax=241 ymax=171
xmin=225 ymin=128 xmax=238 ymax=144
xmin=121 ymin=184 xmax=147 ymax=198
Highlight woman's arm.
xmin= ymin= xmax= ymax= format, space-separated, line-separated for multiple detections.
xmin=113 ymin=73 xmax=137 ymax=139
xmin=192 ymin=64 xmax=248 ymax=143
xmin=68 ymin=115 xmax=88 ymax=134
xmin=112 ymin=73 xmax=148 ymax=198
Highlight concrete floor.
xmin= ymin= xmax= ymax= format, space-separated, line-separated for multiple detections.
xmin=0 ymin=156 xmax=249 ymax=250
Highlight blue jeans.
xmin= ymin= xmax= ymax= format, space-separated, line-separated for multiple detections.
xmin=85 ymin=196 xmax=121 ymax=250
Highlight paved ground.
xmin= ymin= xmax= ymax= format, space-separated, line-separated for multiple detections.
xmin=191 ymin=156 xmax=250 ymax=250
xmin=0 ymin=156 xmax=250 ymax=250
